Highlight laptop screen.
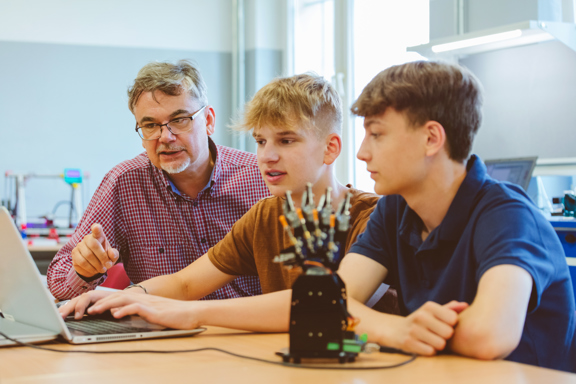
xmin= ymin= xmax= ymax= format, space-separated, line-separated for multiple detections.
xmin=484 ymin=157 xmax=538 ymax=191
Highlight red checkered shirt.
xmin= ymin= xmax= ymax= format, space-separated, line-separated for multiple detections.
xmin=47 ymin=140 xmax=271 ymax=300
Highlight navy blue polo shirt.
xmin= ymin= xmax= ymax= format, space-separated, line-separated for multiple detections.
xmin=350 ymin=155 xmax=576 ymax=372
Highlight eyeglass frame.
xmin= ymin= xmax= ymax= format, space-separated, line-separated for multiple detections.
xmin=135 ymin=106 xmax=207 ymax=141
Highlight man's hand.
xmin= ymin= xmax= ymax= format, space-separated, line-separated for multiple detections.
xmin=87 ymin=293 xmax=202 ymax=330
xmin=58 ymin=290 xmax=116 ymax=319
xmin=71 ymin=223 xmax=119 ymax=278
xmin=385 ymin=300 xmax=469 ymax=356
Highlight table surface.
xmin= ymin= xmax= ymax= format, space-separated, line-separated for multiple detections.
xmin=1 ymin=326 xmax=575 ymax=384
xmin=25 ymin=242 xmax=63 ymax=252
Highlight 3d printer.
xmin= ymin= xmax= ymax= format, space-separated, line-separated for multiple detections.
xmin=2 ymin=169 xmax=87 ymax=236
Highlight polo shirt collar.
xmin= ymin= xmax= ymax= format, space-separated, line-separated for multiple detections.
xmin=398 ymin=207 xmax=425 ymax=249
xmin=397 ymin=154 xmax=488 ymax=247
xmin=437 ymin=154 xmax=487 ymax=241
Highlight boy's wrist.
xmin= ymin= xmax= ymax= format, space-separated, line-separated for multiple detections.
xmin=376 ymin=313 xmax=403 ymax=349
xmin=360 ymin=311 xmax=399 ymax=349
xmin=187 ymin=300 xmax=210 ymax=329
xmin=124 ymin=284 xmax=148 ymax=294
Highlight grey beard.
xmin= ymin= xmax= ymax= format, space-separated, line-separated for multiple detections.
xmin=161 ymin=157 xmax=191 ymax=174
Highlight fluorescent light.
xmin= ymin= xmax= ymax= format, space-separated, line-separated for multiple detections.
xmin=431 ymin=30 xmax=523 ymax=53
xmin=408 ymin=21 xmax=576 ymax=58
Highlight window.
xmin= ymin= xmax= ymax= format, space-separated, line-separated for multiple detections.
xmin=293 ymin=0 xmax=335 ymax=79
xmin=291 ymin=0 xmax=429 ymax=192
xmin=353 ymin=0 xmax=429 ymax=192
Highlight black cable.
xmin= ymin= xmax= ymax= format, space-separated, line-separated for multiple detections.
xmin=52 ymin=200 xmax=73 ymax=215
xmin=68 ymin=184 xmax=75 ymax=228
xmin=378 ymin=346 xmax=415 ymax=356
xmin=0 ymin=331 xmax=416 ymax=370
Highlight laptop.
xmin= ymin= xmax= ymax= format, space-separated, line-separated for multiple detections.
xmin=484 ymin=157 xmax=538 ymax=191
xmin=0 ymin=206 xmax=205 ymax=345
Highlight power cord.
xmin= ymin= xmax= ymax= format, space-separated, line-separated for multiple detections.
xmin=0 ymin=331 xmax=416 ymax=370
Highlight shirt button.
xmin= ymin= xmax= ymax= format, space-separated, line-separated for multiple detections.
xmin=201 ymin=238 xmax=207 ymax=244
xmin=158 ymin=247 xmax=164 ymax=254
xmin=193 ymin=201 xmax=198 ymax=207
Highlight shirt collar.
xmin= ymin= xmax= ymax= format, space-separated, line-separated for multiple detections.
xmin=152 ymin=137 xmax=220 ymax=198
xmin=398 ymin=154 xmax=488 ymax=247
xmin=436 ymin=154 xmax=487 ymax=242
xmin=398 ymin=206 xmax=425 ymax=249
xmin=208 ymin=137 xmax=222 ymax=189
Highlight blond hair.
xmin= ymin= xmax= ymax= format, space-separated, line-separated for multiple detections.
xmin=352 ymin=61 xmax=483 ymax=162
xmin=128 ymin=60 xmax=208 ymax=112
xmin=233 ymin=73 xmax=342 ymax=136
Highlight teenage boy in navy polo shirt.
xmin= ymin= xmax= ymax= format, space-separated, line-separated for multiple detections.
xmin=338 ymin=60 xmax=576 ymax=372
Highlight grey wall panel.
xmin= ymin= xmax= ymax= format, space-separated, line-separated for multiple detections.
xmin=431 ymin=0 xmax=564 ymax=39
xmin=0 ymin=41 xmax=232 ymax=221
xmin=461 ymin=40 xmax=576 ymax=161
xmin=241 ymin=48 xmax=283 ymax=154
xmin=467 ymin=0 xmax=540 ymax=32
xmin=430 ymin=0 xmax=459 ymax=39
xmin=245 ymin=48 xmax=283 ymax=99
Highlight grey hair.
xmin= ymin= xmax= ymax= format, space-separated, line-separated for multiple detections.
xmin=128 ymin=60 xmax=208 ymax=112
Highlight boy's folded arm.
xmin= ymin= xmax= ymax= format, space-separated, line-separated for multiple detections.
xmin=347 ymin=298 xmax=461 ymax=356
xmin=448 ymin=264 xmax=533 ymax=360
xmin=338 ymin=252 xmax=388 ymax=303
xmin=339 ymin=254 xmax=456 ymax=356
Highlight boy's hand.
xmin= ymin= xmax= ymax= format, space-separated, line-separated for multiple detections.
xmin=87 ymin=293 xmax=203 ymax=330
xmin=390 ymin=300 xmax=468 ymax=356
xmin=58 ymin=290 xmax=116 ymax=319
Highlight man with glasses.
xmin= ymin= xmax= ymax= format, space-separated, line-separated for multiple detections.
xmin=47 ymin=60 xmax=270 ymax=300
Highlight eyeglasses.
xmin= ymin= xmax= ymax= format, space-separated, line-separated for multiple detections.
xmin=135 ymin=106 xmax=207 ymax=141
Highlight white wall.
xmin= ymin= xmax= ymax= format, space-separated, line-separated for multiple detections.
xmin=429 ymin=0 xmax=576 ymax=162
xmin=0 ymin=0 xmax=233 ymax=51
xmin=0 ymin=0 xmax=236 ymax=222
xmin=464 ymin=40 xmax=576 ymax=161
xmin=0 ymin=0 xmax=288 ymax=224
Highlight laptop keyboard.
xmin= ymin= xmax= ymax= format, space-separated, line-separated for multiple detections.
xmin=66 ymin=318 xmax=151 ymax=335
